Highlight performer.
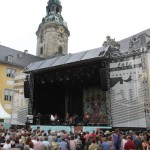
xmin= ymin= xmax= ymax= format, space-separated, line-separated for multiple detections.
xmin=69 ymin=114 xmax=78 ymax=125
xmin=54 ymin=114 xmax=58 ymax=121
xmin=25 ymin=117 xmax=30 ymax=130
xmin=65 ymin=113 xmax=69 ymax=125
xmin=45 ymin=114 xmax=51 ymax=125
xmin=54 ymin=114 xmax=60 ymax=125
xmin=82 ymin=112 xmax=90 ymax=125
xmin=36 ymin=113 xmax=41 ymax=125
xmin=72 ymin=114 xmax=78 ymax=125
xmin=51 ymin=114 xmax=55 ymax=124
xmin=69 ymin=116 xmax=73 ymax=125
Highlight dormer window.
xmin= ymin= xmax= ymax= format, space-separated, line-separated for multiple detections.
xmin=18 ymin=53 xmax=23 ymax=58
xmin=7 ymin=55 xmax=13 ymax=62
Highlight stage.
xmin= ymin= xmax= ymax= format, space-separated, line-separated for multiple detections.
xmin=26 ymin=58 xmax=111 ymax=127
xmin=30 ymin=125 xmax=112 ymax=133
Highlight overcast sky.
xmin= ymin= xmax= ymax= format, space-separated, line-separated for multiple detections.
xmin=0 ymin=0 xmax=150 ymax=55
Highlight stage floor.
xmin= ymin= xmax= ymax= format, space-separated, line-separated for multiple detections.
xmin=30 ymin=125 xmax=112 ymax=133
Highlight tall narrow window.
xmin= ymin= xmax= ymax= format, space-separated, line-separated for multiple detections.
xmin=51 ymin=5 xmax=55 ymax=12
xmin=6 ymin=68 xmax=16 ymax=78
xmin=56 ymin=7 xmax=59 ymax=13
xmin=40 ymin=47 xmax=43 ymax=55
xmin=11 ymin=69 xmax=16 ymax=78
xmin=7 ymin=55 xmax=13 ymax=62
xmin=58 ymin=46 xmax=63 ymax=54
xmin=4 ymin=89 xmax=13 ymax=101
xmin=6 ymin=69 xmax=11 ymax=77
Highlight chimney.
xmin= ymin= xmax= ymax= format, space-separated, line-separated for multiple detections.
xmin=24 ymin=50 xmax=28 ymax=54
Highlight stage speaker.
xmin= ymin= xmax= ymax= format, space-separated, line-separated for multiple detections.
xmin=24 ymin=81 xmax=30 ymax=98
xmin=100 ymin=68 xmax=109 ymax=91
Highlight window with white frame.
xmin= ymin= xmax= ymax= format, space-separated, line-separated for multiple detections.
xmin=7 ymin=55 xmax=13 ymax=62
xmin=6 ymin=68 xmax=16 ymax=78
xmin=4 ymin=89 xmax=14 ymax=101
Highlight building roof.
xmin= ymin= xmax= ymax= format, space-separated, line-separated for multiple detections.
xmin=0 ymin=45 xmax=44 ymax=68
xmin=24 ymin=28 xmax=150 ymax=73
xmin=119 ymin=28 xmax=150 ymax=51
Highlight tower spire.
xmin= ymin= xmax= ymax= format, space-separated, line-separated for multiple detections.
xmin=36 ymin=0 xmax=70 ymax=58
xmin=46 ymin=0 xmax=62 ymax=16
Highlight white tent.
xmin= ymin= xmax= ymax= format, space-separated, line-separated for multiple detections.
xmin=0 ymin=103 xmax=11 ymax=119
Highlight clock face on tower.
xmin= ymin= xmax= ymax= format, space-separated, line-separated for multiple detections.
xmin=59 ymin=27 xmax=64 ymax=33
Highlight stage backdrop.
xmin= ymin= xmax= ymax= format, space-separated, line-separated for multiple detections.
xmin=83 ymin=87 xmax=107 ymax=124
xmin=109 ymin=54 xmax=147 ymax=127
xmin=145 ymin=52 xmax=150 ymax=129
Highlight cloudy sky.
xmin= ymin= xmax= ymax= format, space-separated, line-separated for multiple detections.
xmin=0 ymin=0 xmax=150 ymax=55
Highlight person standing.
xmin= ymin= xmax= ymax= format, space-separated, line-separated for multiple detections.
xmin=88 ymin=140 xmax=98 ymax=150
xmin=134 ymin=135 xmax=142 ymax=150
xmin=124 ymin=136 xmax=135 ymax=150
xmin=59 ymin=136 xmax=68 ymax=150
xmin=101 ymin=137 xmax=111 ymax=150
xmin=121 ymin=135 xmax=127 ymax=150
xmin=52 ymin=137 xmax=59 ymax=150
xmin=36 ymin=113 xmax=42 ymax=125
xmin=69 ymin=135 xmax=76 ymax=150
xmin=112 ymin=129 xmax=122 ymax=150
xmin=34 ymin=136 xmax=45 ymax=150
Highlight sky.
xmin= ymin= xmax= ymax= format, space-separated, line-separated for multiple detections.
xmin=0 ymin=0 xmax=150 ymax=55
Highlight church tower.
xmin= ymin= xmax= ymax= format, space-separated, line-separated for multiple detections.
xmin=36 ymin=0 xmax=70 ymax=58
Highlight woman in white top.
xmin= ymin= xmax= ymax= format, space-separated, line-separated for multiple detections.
xmin=3 ymin=139 xmax=11 ymax=149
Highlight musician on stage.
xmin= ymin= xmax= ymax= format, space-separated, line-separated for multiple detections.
xmin=25 ymin=117 xmax=30 ymax=130
xmin=65 ymin=113 xmax=69 ymax=125
xmin=82 ymin=112 xmax=90 ymax=125
xmin=50 ymin=114 xmax=55 ymax=124
xmin=36 ymin=113 xmax=41 ymax=125
xmin=54 ymin=114 xmax=60 ymax=125
xmin=70 ymin=114 xmax=78 ymax=125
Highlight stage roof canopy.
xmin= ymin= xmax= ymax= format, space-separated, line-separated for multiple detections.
xmin=24 ymin=28 xmax=150 ymax=73
xmin=24 ymin=47 xmax=107 ymax=73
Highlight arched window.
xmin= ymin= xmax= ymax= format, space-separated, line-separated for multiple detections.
xmin=40 ymin=47 xmax=43 ymax=55
xmin=56 ymin=7 xmax=59 ymax=13
xmin=58 ymin=46 xmax=63 ymax=54
xmin=51 ymin=5 xmax=55 ymax=12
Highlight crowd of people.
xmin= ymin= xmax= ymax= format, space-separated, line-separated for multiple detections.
xmin=0 ymin=124 xmax=150 ymax=150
